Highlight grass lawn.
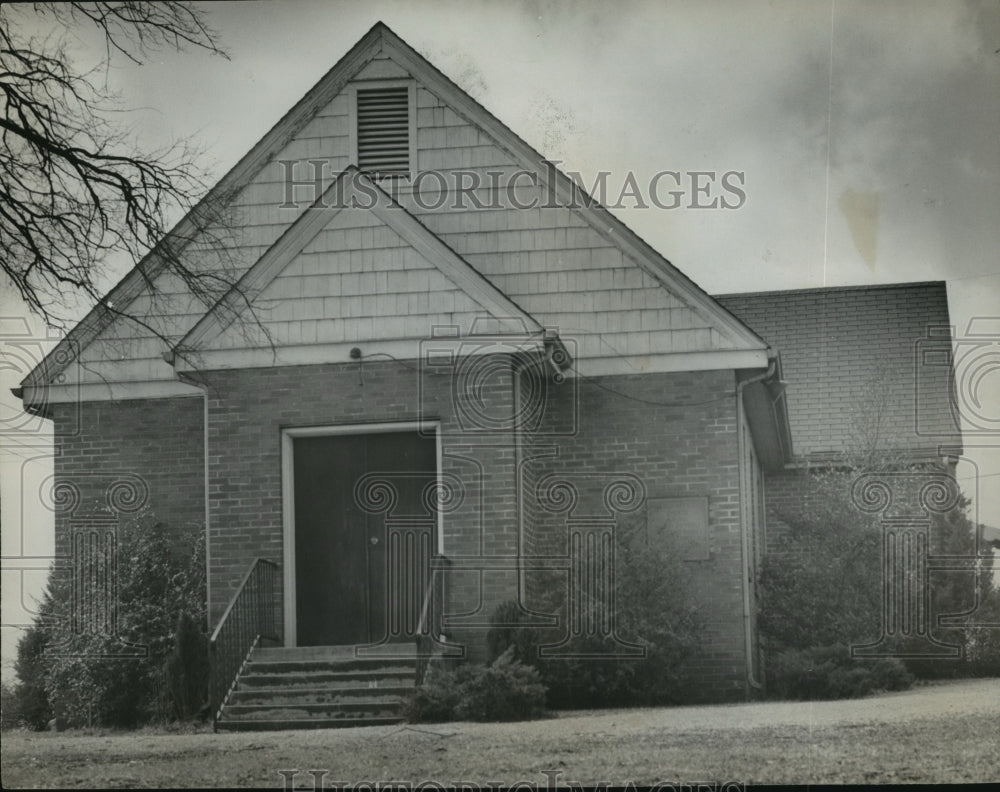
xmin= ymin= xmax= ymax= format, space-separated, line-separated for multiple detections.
xmin=1 ymin=678 xmax=997 ymax=788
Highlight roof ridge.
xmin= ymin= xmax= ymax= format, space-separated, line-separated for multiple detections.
xmin=716 ymin=280 xmax=947 ymax=299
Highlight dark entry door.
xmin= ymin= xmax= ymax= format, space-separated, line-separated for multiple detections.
xmin=293 ymin=430 xmax=436 ymax=646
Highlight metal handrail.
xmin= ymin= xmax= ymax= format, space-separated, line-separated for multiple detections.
xmin=208 ymin=558 xmax=279 ymax=728
xmin=415 ymin=554 xmax=449 ymax=684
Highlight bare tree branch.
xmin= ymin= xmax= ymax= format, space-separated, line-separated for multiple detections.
xmin=0 ymin=2 xmax=249 ymax=354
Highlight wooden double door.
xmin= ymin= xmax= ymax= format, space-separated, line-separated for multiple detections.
xmin=292 ymin=430 xmax=436 ymax=646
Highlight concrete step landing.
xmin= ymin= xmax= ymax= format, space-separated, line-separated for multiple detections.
xmin=215 ymin=644 xmax=417 ymax=732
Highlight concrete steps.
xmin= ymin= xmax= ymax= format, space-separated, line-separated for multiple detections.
xmin=215 ymin=645 xmax=417 ymax=731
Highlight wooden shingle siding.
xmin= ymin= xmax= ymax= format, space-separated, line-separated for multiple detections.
xmin=388 ymin=85 xmax=730 ymax=354
xmin=352 ymin=55 xmax=410 ymax=82
xmin=210 ymin=207 xmax=496 ymax=350
xmin=275 ymin=92 xmax=351 ymax=163
xmin=64 ymin=89 xmax=352 ymax=385
xmin=63 ymin=41 xmax=746 ymax=389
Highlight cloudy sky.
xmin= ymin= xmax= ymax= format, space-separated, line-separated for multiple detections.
xmin=2 ymin=0 xmax=998 ymax=673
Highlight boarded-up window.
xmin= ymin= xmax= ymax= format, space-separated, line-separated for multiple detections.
xmin=356 ymin=86 xmax=410 ymax=175
xmin=645 ymin=496 xmax=710 ymax=561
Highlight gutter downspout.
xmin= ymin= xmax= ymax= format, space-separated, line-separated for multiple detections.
xmin=514 ymin=333 xmax=570 ymax=608
xmin=735 ymin=352 xmax=776 ymax=694
xmin=167 ymin=351 xmax=212 ymax=638
xmin=512 ymin=359 xmax=526 ymax=605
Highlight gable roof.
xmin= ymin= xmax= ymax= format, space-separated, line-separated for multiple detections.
xmin=21 ymin=21 xmax=768 ymax=395
xmin=170 ymin=167 xmax=544 ymax=371
xmin=717 ymin=281 xmax=962 ymax=460
xmin=20 ymin=24 xmax=389 ymax=392
xmin=362 ymin=26 xmax=767 ymax=359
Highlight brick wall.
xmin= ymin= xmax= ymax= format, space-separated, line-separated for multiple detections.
xmin=521 ymin=368 xmax=750 ymax=702
xmin=49 ymin=360 xmax=757 ymax=701
xmin=197 ymin=357 xmax=754 ymax=697
xmin=718 ymin=282 xmax=959 ymax=458
xmin=197 ymin=357 xmax=524 ymax=658
xmin=49 ymin=396 xmax=205 ymax=563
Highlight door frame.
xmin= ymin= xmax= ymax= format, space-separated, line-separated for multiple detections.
xmin=280 ymin=420 xmax=442 ymax=647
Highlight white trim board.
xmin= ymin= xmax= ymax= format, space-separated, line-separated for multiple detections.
xmin=280 ymin=419 xmax=442 ymax=648
xmin=569 ymin=349 xmax=770 ymax=378
xmin=22 ymin=380 xmax=204 ymax=405
xmin=24 ymin=346 xmax=768 ymax=404
xmin=174 ymin=335 xmax=548 ymax=373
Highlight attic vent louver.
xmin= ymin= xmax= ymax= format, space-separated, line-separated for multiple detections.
xmin=356 ymin=86 xmax=410 ymax=176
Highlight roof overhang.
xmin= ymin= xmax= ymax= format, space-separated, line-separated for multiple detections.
xmin=574 ymin=348 xmax=769 ymax=378
xmin=18 ymin=380 xmax=203 ymax=406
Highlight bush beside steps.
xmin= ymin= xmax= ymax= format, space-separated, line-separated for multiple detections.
xmin=405 ymin=647 xmax=547 ymax=723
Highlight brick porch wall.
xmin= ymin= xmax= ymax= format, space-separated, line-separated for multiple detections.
xmin=523 ymin=368 xmax=750 ymax=702
xmin=49 ymin=396 xmax=205 ymax=572
xmin=197 ymin=358 xmax=524 ymax=658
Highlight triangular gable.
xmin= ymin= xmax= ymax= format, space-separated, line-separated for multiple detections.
xmin=371 ymin=26 xmax=767 ymax=358
xmin=25 ymin=21 xmax=766 ymax=391
xmin=170 ymin=167 xmax=542 ymax=371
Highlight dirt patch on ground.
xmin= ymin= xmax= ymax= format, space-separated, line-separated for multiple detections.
xmin=2 ymin=679 xmax=997 ymax=788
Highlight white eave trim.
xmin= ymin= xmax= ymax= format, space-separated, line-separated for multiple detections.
xmin=173 ymin=336 xmax=549 ymax=373
xmin=25 ymin=344 xmax=766 ymax=400
xmin=569 ymin=348 xmax=770 ymax=377
xmin=21 ymin=379 xmax=204 ymax=405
